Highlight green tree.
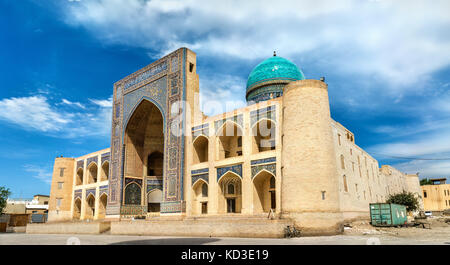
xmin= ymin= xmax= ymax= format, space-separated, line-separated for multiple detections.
xmin=0 ymin=186 xmax=11 ymax=214
xmin=420 ymin=178 xmax=433 ymax=186
xmin=386 ymin=191 xmax=420 ymax=212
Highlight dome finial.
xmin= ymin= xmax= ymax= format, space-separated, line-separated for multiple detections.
xmin=273 ymin=51 xmax=277 ymax=57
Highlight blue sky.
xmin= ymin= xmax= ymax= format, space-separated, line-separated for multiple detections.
xmin=0 ymin=0 xmax=449 ymax=198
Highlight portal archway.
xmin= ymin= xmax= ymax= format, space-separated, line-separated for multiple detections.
xmin=218 ymin=172 xmax=242 ymax=214
xmin=124 ymin=99 xmax=164 ymax=178
xmin=124 ymin=99 xmax=164 ymax=207
xmin=252 ymin=170 xmax=276 ymax=213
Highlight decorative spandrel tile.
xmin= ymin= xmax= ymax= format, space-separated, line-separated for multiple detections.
xmin=76 ymin=160 xmax=84 ymax=170
xmin=217 ymin=164 xmax=243 ymax=180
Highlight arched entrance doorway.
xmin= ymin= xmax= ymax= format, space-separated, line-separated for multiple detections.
xmin=73 ymin=198 xmax=81 ymax=220
xmin=98 ymin=193 xmax=107 ymax=219
xmin=147 ymin=189 xmax=162 ymax=213
xmin=253 ymin=171 xmax=276 ymax=213
xmin=85 ymin=194 xmax=95 ymax=220
xmin=192 ymin=179 xmax=208 ymax=215
xmin=218 ymin=172 xmax=242 ymax=214
xmin=124 ymin=99 xmax=164 ymax=208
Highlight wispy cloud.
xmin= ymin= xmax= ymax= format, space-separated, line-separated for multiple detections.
xmin=24 ymin=165 xmax=52 ymax=185
xmin=61 ymin=98 xmax=86 ymax=109
xmin=89 ymin=97 xmax=112 ymax=108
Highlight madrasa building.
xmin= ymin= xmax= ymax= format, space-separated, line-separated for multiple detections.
xmin=46 ymin=48 xmax=423 ymax=236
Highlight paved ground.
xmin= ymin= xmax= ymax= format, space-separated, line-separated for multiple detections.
xmin=1 ymin=227 xmax=450 ymax=245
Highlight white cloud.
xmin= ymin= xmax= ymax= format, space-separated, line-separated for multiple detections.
xmin=24 ymin=165 xmax=52 ymax=185
xmin=0 ymin=96 xmax=70 ymax=132
xmin=61 ymin=98 xmax=86 ymax=109
xmin=62 ymin=0 xmax=450 ymax=89
xmin=89 ymin=97 xmax=113 ymax=108
xmin=0 ymin=94 xmax=112 ymax=139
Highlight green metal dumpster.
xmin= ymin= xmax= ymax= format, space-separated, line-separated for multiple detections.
xmin=370 ymin=203 xmax=408 ymax=227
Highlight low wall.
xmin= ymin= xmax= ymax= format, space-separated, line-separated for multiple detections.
xmin=26 ymin=222 xmax=111 ymax=235
xmin=111 ymin=219 xmax=292 ymax=238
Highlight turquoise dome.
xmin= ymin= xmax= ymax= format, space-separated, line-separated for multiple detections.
xmin=246 ymin=55 xmax=305 ymax=102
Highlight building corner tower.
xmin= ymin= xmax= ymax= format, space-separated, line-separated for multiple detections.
xmin=281 ymin=79 xmax=343 ymax=235
xmin=48 ymin=157 xmax=75 ymax=222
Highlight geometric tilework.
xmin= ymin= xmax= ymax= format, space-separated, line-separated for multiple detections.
xmin=217 ymin=164 xmax=243 ymax=180
xmin=101 ymin=152 xmax=110 ymax=165
xmin=74 ymin=190 xmax=82 ymax=200
xmin=125 ymin=178 xmax=142 ymax=187
xmin=251 ymin=157 xmax=276 ymax=179
xmin=107 ymin=48 xmax=186 ymax=216
xmin=251 ymin=157 xmax=276 ymax=165
xmin=86 ymin=156 xmax=98 ymax=167
xmin=86 ymin=188 xmax=96 ymax=198
xmin=146 ymin=179 xmax=163 ymax=193
xmin=191 ymin=168 xmax=209 ymax=186
xmin=123 ymin=61 xmax=167 ymax=91
xmin=99 ymin=185 xmax=108 ymax=196
xmin=76 ymin=160 xmax=84 ymax=170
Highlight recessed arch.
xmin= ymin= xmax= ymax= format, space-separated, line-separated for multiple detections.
xmin=252 ymin=170 xmax=276 ymax=213
xmin=251 ymin=168 xmax=275 ymax=181
xmin=122 ymin=97 xmax=166 ymax=137
xmin=124 ymin=182 xmax=142 ymax=205
xmin=76 ymin=168 xmax=84 ymax=186
xmin=218 ymin=172 xmax=242 ymax=214
xmin=193 ymin=135 xmax=209 ymax=164
xmin=85 ymin=193 xmax=96 ymax=220
xmin=73 ymin=197 xmax=81 ymax=220
xmin=191 ymin=179 xmax=209 ymax=215
xmin=147 ymin=188 xmax=162 ymax=213
xmin=216 ymin=121 xmax=243 ymax=160
xmin=98 ymin=193 xmax=107 ymax=219
xmin=192 ymin=177 xmax=209 ymax=188
xmin=124 ymin=99 xmax=164 ymax=179
xmin=100 ymin=161 xmax=109 ymax=181
xmin=87 ymin=162 xmax=98 ymax=184
xmin=251 ymin=118 xmax=276 ymax=154
xmin=147 ymin=151 xmax=164 ymax=176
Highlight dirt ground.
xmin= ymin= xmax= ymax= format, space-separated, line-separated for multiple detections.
xmin=342 ymin=216 xmax=450 ymax=243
